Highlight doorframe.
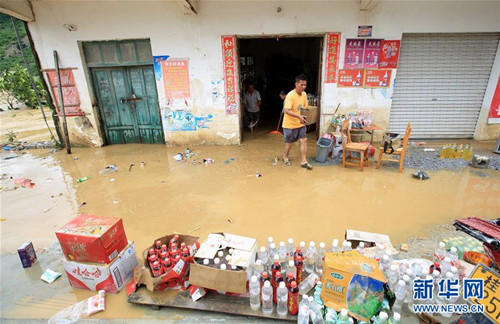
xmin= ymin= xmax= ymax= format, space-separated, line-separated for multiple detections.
xmin=235 ymin=33 xmax=325 ymax=142
xmin=78 ymin=38 xmax=164 ymax=145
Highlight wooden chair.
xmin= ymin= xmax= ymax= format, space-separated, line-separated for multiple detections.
xmin=341 ymin=120 xmax=370 ymax=171
xmin=376 ymin=122 xmax=412 ymax=173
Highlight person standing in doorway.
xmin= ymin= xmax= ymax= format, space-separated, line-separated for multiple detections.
xmin=282 ymin=74 xmax=312 ymax=170
xmin=243 ymin=83 xmax=262 ymax=132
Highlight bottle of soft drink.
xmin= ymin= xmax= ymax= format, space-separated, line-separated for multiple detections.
xmin=434 ymin=242 xmax=446 ymax=261
xmin=324 ymin=307 xmax=337 ymax=324
xmin=429 ymin=261 xmax=441 ymax=275
xmin=285 ymin=272 xmax=296 ymax=289
xmin=439 ymin=145 xmax=447 ymax=159
xmin=261 ymin=280 xmax=273 ymax=315
xmin=308 ymin=296 xmax=325 ymax=324
xmin=337 ymin=308 xmax=350 ymax=324
xmin=249 ymin=276 xmax=261 ymax=310
xmin=253 ymin=259 xmax=263 ymax=279
xmin=441 ymin=256 xmax=451 ymax=275
xmin=260 ymin=271 xmax=270 ymax=288
xmin=386 ymin=264 xmax=399 ymax=289
xmin=450 ymin=266 xmax=459 ymax=280
xmin=379 ymin=254 xmax=392 ymax=274
xmin=297 ymin=294 xmax=310 ymax=323
xmin=161 ymin=257 xmax=173 ymax=272
xmin=154 ymin=240 xmax=162 ymax=254
xmin=330 ymin=239 xmax=341 ymax=252
xmin=287 ymin=260 xmax=296 ymax=277
xmin=294 ymin=247 xmax=304 ymax=260
xmin=454 ymin=145 xmax=463 ymax=158
xmin=276 ymin=281 xmax=288 ymax=317
xmin=356 ymin=242 xmax=365 ymax=255
xmin=271 ymin=258 xmax=281 ymax=278
xmin=295 ymin=256 xmax=304 ymax=284
xmin=448 ymin=246 xmax=459 ymax=267
xmin=316 ymin=242 xmax=326 ymax=274
xmin=269 ymin=243 xmax=277 ymax=260
xmin=299 ymin=241 xmax=306 ymax=258
xmin=286 ymin=238 xmax=295 ymax=262
xmin=376 ymin=311 xmax=389 ymax=324
xmin=374 ymin=244 xmax=385 ymax=261
xmin=298 ymin=272 xmax=319 ymax=295
xmin=267 ymin=237 xmax=274 ymax=251
xmin=305 ymin=242 xmax=317 ymax=274
xmin=272 ymin=271 xmax=284 ymax=303
xmin=258 ymin=247 xmax=269 ymax=272
xmin=392 ymin=280 xmax=407 ymax=313
xmin=278 ymin=241 xmax=287 ymax=267
xmin=151 ymin=260 xmax=163 ymax=277
xmin=288 ymin=281 xmax=299 ymax=315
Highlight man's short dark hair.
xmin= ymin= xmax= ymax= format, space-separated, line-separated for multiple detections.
xmin=295 ymin=74 xmax=308 ymax=83
xmin=279 ymin=90 xmax=286 ymax=96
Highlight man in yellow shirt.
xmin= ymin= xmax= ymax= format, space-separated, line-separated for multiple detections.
xmin=282 ymin=74 xmax=312 ymax=170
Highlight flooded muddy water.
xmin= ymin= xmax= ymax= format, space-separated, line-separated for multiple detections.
xmin=1 ymin=130 xmax=499 ymax=320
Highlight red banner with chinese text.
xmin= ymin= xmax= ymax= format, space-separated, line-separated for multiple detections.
xmin=221 ymin=36 xmax=238 ymax=115
xmin=324 ymin=33 xmax=341 ymax=83
xmin=45 ymin=69 xmax=83 ymax=116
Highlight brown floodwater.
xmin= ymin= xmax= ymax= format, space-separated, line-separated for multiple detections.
xmin=1 ymin=130 xmax=499 ymax=320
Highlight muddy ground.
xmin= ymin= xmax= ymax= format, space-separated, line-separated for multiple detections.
xmin=1 ymin=110 xmax=499 ymax=323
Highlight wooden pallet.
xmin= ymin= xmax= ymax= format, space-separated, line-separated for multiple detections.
xmin=128 ymin=286 xmax=296 ymax=322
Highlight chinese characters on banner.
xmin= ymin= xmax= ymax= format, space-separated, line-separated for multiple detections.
xmin=338 ymin=69 xmax=365 ymax=87
xmin=324 ymin=33 xmax=341 ymax=83
xmin=45 ymin=69 xmax=82 ymax=116
xmin=364 ymin=70 xmax=392 ymax=88
xmin=161 ymin=59 xmax=190 ymax=100
xmin=363 ymin=39 xmax=382 ymax=69
xmin=221 ymin=36 xmax=238 ymax=115
xmin=344 ymin=39 xmax=365 ymax=69
xmin=379 ymin=40 xmax=401 ymax=68
xmin=488 ymin=75 xmax=500 ymax=124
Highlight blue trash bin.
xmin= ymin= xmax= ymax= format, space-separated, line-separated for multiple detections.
xmin=316 ymin=137 xmax=334 ymax=163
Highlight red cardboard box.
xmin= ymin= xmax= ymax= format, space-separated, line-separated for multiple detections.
xmin=63 ymin=242 xmax=138 ymax=293
xmin=56 ymin=214 xmax=128 ymax=264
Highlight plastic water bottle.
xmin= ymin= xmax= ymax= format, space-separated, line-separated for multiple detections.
xmin=287 ymin=260 xmax=296 ymax=276
xmin=356 ymin=242 xmax=365 ymax=255
xmin=299 ymin=241 xmax=306 ymax=257
xmin=316 ymin=242 xmax=326 ymax=274
xmin=299 ymin=272 xmax=319 ymax=295
xmin=249 ymin=275 xmax=261 ymax=311
xmin=376 ymin=311 xmax=389 ymax=323
xmin=276 ymin=281 xmax=288 ymax=317
xmin=269 ymin=243 xmax=277 ymax=261
xmin=253 ymin=259 xmax=263 ymax=279
xmin=324 ymin=307 xmax=337 ymax=324
xmin=286 ymin=238 xmax=295 ymax=262
xmin=297 ymin=295 xmax=310 ymax=324
xmin=374 ymin=244 xmax=385 ymax=261
xmin=448 ymin=247 xmax=459 ymax=267
xmin=450 ymin=266 xmax=459 ymax=280
xmin=278 ymin=241 xmax=287 ymax=268
xmin=330 ymin=239 xmax=341 ymax=252
xmin=386 ymin=264 xmax=399 ymax=289
xmin=342 ymin=241 xmax=352 ymax=252
xmin=402 ymin=275 xmax=411 ymax=303
xmin=390 ymin=312 xmax=401 ymax=324
xmin=305 ymin=242 xmax=317 ymax=274
xmin=441 ymin=256 xmax=451 ymax=275
xmin=267 ymin=237 xmax=274 ymax=251
xmin=379 ymin=255 xmax=392 ymax=274
xmin=434 ymin=242 xmax=446 ymax=262
xmin=308 ymin=296 xmax=325 ymax=324
xmin=261 ymin=280 xmax=273 ymax=314
xmin=258 ymin=247 xmax=269 ymax=272
xmin=393 ymin=280 xmax=407 ymax=312
xmin=338 ymin=308 xmax=350 ymax=324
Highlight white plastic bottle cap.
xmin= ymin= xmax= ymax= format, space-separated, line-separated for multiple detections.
xmin=226 ymin=255 xmax=231 ymax=261
xmin=390 ymin=265 xmax=398 ymax=271
xmin=203 ymin=259 xmax=209 ymax=265
xmin=231 ymin=265 xmax=237 ymax=270
xmin=383 ymin=255 xmax=389 ymax=261
xmin=270 ymin=243 xmax=276 ymax=249
xmin=220 ymin=264 xmax=226 ymax=270
xmin=439 ymin=242 xmax=445 ymax=248
xmin=433 ymin=270 xmax=440 ymax=277
xmin=218 ymin=251 xmax=224 ymax=257
xmin=359 ymin=242 xmax=365 ymax=248
xmin=308 ymin=296 xmax=314 ymax=302
xmin=229 ymin=248 xmax=234 ymax=254
xmin=317 ymin=281 xmax=322 ymax=286
xmin=268 ymin=237 xmax=273 ymax=243
xmin=251 ymin=275 xmax=257 ymax=282
xmin=346 ymin=242 xmax=352 ymax=247
xmin=385 ymin=250 xmax=392 ymax=256
xmin=393 ymin=313 xmax=401 ymax=321
xmin=451 ymin=247 xmax=457 ymax=253
xmin=403 ymin=275 xmax=410 ymax=282
xmin=288 ymin=238 xmax=293 ymax=244
xmin=451 ymin=266 xmax=458 ymax=273
xmin=264 ymin=280 xmax=271 ymax=287
xmin=300 ymin=241 xmax=306 ymax=247
xmin=398 ymin=280 xmax=405 ymax=286
xmin=319 ymin=242 xmax=325 ymax=248
xmin=332 ymin=239 xmax=338 ymax=246
xmin=406 ymin=269 xmax=413 ymax=276
xmin=214 ymin=258 xmax=220 ymax=264
xmin=446 ymin=272 xmax=453 ymax=279
xmin=288 ymin=260 xmax=294 ymax=267
xmin=379 ymin=312 xmax=388 ymax=320
xmin=256 ymin=260 xmax=262 ymax=265
xmin=444 ymin=257 xmax=451 ymax=262
xmin=280 ymin=241 xmax=285 ymax=247
xmin=310 ymin=242 xmax=315 ymax=247
xmin=341 ymin=308 xmax=348 ymax=316
xmin=279 ymin=281 xmax=285 ymax=288
xmin=274 ymin=254 xmax=279 ymax=260
xmin=260 ymin=247 xmax=266 ymax=253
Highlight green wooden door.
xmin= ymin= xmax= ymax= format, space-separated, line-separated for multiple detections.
xmin=92 ymin=66 xmax=164 ymax=144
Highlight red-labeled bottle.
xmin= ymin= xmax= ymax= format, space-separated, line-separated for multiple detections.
xmin=161 ymin=257 xmax=173 ymax=272
xmin=155 ymin=240 xmax=162 ymax=254
xmin=294 ymin=247 xmax=303 ymax=260
xmin=161 ymin=244 xmax=168 ymax=254
xmin=170 ymin=248 xmax=179 ymax=259
xmin=288 ymin=281 xmax=299 ymax=315
xmin=180 ymin=242 xmax=187 ymax=250
xmin=272 ymin=271 xmax=284 ymax=304
xmin=260 ymin=271 xmax=270 ymax=288
xmin=170 ymin=234 xmax=180 ymax=246
xmin=160 ymin=251 xmax=169 ymax=262
xmin=148 ymin=252 xmax=158 ymax=268
xmin=285 ymin=272 xmax=296 ymax=289
xmin=148 ymin=248 xmax=157 ymax=258
xmin=169 ymin=242 xmax=178 ymax=251
xmin=429 ymin=261 xmax=441 ymax=275
xmin=181 ymin=248 xmax=191 ymax=263
xmin=271 ymin=259 xmax=281 ymax=278
xmin=295 ymin=256 xmax=304 ymax=284
xmin=151 ymin=260 xmax=163 ymax=277
xmin=173 ymin=254 xmax=182 ymax=264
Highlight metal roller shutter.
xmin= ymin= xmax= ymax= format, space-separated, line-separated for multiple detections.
xmin=389 ymin=33 xmax=500 ymax=138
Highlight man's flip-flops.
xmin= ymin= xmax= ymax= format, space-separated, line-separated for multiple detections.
xmin=283 ymin=158 xmax=291 ymax=165
xmin=301 ymin=163 xmax=313 ymax=170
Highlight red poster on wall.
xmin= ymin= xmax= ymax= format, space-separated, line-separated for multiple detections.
xmin=379 ymin=40 xmax=401 ymax=68
xmin=344 ymin=39 xmax=365 ymax=69
xmin=221 ymin=35 xmax=238 ymax=115
xmin=488 ymin=75 xmax=500 ymax=124
xmin=324 ymin=33 xmax=341 ymax=83
xmin=338 ymin=69 xmax=365 ymax=87
xmin=45 ymin=69 xmax=83 ymax=116
xmin=364 ymin=69 xmax=392 ymax=88
xmin=162 ymin=59 xmax=190 ymax=99
xmin=363 ymin=39 xmax=382 ymax=69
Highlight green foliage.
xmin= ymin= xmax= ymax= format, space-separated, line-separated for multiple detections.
xmin=0 ymin=13 xmax=37 ymax=74
xmin=4 ymin=130 xmax=17 ymax=143
xmin=0 ymin=64 xmax=47 ymax=108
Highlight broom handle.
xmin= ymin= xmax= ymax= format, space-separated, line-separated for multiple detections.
xmin=276 ymin=113 xmax=283 ymax=131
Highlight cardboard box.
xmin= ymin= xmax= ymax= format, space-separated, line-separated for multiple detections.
xmin=18 ymin=242 xmax=37 ymax=268
xmin=189 ymin=233 xmax=257 ymax=294
xmin=56 ymin=214 xmax=128 ymax=264
xmin=321 ymin=251 xmax=387 ymax=322
xmin=63 ymin=241 xmax=138 ymax=293
xmin=345 ymin=229 xmax=392 ymax=249
xmin=300 ymin=106 xmax=318 ymax=125
xmin=134 ymin=234 xmax=200 ymax=292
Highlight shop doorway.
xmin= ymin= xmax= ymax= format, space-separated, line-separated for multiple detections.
xmin=237 ymin=36 xmax=323 ymax=140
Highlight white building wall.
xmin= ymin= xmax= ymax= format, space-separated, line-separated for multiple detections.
xmin=26 ymin=0 xmax=500 ymax=146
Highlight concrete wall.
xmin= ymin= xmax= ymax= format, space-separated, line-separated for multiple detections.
xmin=26 ymin=0 xmax=500 ymax=146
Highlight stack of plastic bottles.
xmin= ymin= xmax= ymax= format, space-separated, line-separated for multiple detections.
xmin=332 ymin=111 xmax=374 ymax=130
xmin=438 ymin=144 xmax=473 ymax=161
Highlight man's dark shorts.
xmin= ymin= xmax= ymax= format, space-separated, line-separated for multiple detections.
xmin=283 ymin=126 xmax=307 ymax=143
